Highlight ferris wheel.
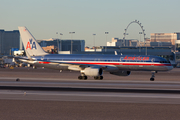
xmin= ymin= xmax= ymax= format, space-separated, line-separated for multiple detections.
xmin=123 ymin=20 xmax=146 ymax=47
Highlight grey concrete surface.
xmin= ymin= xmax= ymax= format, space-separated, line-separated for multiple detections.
xmin=1 ymin=67 xmax=180 ymax=120
xmin=0 ymin=100 xmax=180 ymax=120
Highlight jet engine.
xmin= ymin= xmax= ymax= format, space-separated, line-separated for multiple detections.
xmin=110 ymin=70 xmax=131 ymax=76
xmin=81 ymin=67 xmax=103 ymax=76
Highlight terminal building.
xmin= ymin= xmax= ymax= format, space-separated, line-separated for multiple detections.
xmin=150 ymin=33 xmax=180 ymax=45
xmin=0 ymin=29 xmax=20 ymax=55
xmin=107 ymin=38 xmax=151 ymax=47
xmin=37 ymin=38 xmax=85 ymax=53
xmin=150 ymin=33 xmax=180 ymax=50
xmin=107 ymin=38 xmax=139 ymax=47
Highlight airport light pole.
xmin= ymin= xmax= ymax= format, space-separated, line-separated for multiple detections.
xmin=93 ymin=34 xmax=96 ymax=51
xmin=175 ymin=40 xmax=177 ymax=64
xmin=69 ymin=32 xmax=75 ymax=54
xmin=105 ymin=32 xmax=109 ymax=52
xmin=56 ymin=32 xmax=59 ymax=54
xmin=60 ymin=33 xmax=63 ymax=52
xmin=144 ymin=34 xmax=147 ymax=55
xmin=139 ymin=32 xmax=142 ymax=54
xmin=139 ymin=32 xmax=142 ymax=44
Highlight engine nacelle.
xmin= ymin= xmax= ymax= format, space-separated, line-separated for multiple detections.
xmin=81 ymin=67 xmax=103 ymax=76
xmin=110 ymin=70 xmax=131 ymax=76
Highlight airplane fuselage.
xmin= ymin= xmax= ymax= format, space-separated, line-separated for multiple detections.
xmin=20 ymin=54 xmax=173 ymax=72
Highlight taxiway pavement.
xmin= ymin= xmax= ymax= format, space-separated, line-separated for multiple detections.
xmin=0 ymin=67 xmax=180 ymax=120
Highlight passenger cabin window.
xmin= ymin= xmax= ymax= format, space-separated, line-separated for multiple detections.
xmin=159 ymin=61 xmax=168 ymax=63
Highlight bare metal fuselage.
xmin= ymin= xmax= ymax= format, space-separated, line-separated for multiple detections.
xmin=19 ymin=54 xmax=173 ymax=72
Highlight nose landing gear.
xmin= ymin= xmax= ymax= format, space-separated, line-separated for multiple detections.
xmin=150 ymin=71 xmax=156 ymax=81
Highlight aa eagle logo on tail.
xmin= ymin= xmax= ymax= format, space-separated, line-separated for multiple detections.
xmin=26 ymin=39 xmax=37 ymax=50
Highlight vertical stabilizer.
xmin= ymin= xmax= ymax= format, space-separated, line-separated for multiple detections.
xmin=18 ymin=26 xmax=48 ymax=57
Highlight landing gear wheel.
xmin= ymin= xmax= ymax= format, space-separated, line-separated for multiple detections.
xmin=94 ymin=76 xmax=103 ymax=80
xmin=83 ymin=76 xmax=87 ymax=80
xmin=78 ymin=76 xmax=83 ymax=80
xmin=94 ymin=76 xmax=98 ymax=80
xmin=99 ymin=76 xmax=103 ymax=80
xmin=78 ymin=76 xmax=87 ymax=80
xmin=150 ymin=77 xmax=154 ymax=81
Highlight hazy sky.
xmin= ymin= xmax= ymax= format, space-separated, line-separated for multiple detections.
xmin=0 ymin=0 xmax=180 ymax=47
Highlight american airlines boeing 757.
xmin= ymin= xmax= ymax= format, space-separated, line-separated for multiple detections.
xmin=18 ymin=26 xmax=173 ymax=81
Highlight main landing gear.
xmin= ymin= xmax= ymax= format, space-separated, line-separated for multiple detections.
xmin=150 ymin=71 xmax=156 ymax=81
xmin=78 ymin=75 xmax=87 ymax=80
xmin=78 ymin=75 xmax=103 ymax=80
xmin=94 ymin=76 xmax=103 ymax=80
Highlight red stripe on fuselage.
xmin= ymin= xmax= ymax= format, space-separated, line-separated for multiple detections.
xmin=37 ymin=60 xmax=171 ymax=66
xmin=39 ymin=62 xmax=50 ymax=64
xmin=64 ymin=61 xmax=172 ymax=66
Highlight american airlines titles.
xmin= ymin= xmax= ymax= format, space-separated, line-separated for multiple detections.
xmin=123 ymin=56 xmax=149 ymax=61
